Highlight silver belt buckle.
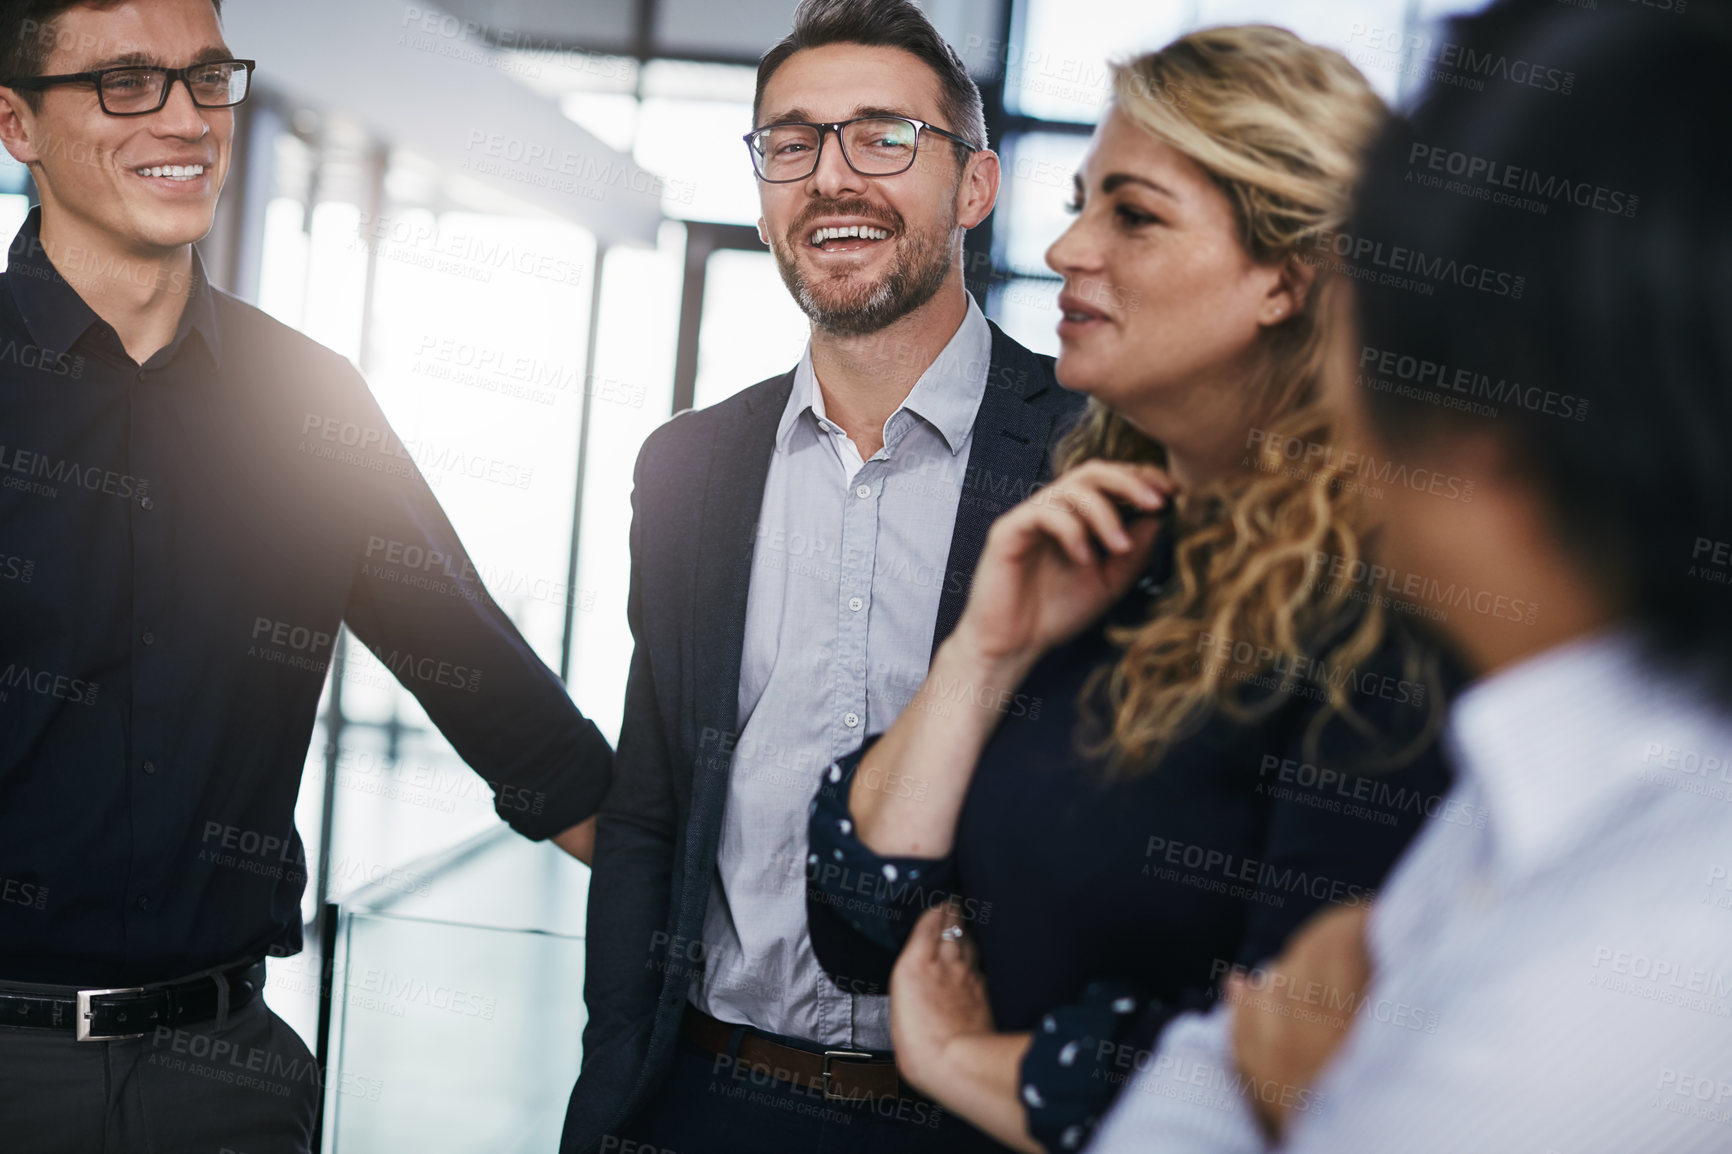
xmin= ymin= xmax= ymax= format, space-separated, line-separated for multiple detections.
xmin=821 ymin=1048 xmax=874 ymax=1099
xmin=75 ymin=987 xmax=148 ymax=1042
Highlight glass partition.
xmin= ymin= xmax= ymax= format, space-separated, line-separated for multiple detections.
xmin=318 ymin=830 xmax=592 ymax=1153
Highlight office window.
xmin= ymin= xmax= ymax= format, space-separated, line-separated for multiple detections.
xmin=634 ymin=97 xmax=761 ymax=224
xmin=1000 ymin=132 xmax=1090 ymax=276
xmin=990 ymin=276 xmax=1062 ymax=359
xmin=692 ymin=249 xmax=809 ymax=411
xmin=1008 ymin=0 xmax=1498 ymax=115
xmin=567 ymin=223 xmax=685 ymax=741
xmin=0 ymin=193 xmax=30 ymax=260
xmin=987 ymin=0 xmax=1501 ymax=350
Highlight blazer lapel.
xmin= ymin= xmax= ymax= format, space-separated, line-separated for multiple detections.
xmin=687 ymin=372 xmax=795 ymax=771
xmin=931 ymin=323 xmax=1064 ymax=652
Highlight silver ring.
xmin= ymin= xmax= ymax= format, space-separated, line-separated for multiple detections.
xmin=940 ymin=925 xmax=965 ymax=943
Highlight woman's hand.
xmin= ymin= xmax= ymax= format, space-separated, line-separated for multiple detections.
xmin=954 ymin=460 xmax=1173 ymax=667
xmin=890 ymin=903 xmax=994 ymax=1094
xmin=888 ymin=905 xmax=1044 ymax=1154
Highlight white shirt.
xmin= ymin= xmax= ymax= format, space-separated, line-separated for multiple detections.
xmin=1090 ymin=628 xmax=1732 ymax=1153
xmin=693 ymin=298 xmax=992 ymax=1047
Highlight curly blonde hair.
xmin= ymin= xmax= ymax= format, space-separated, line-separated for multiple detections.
xmin=1054 ymin=26 xmax=1420 ymax=773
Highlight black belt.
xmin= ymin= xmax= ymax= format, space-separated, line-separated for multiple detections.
xmin=0 ymin=958 xmax=266 ymax=1042
xmin=683 ymin=1006 xmax=904 ymax=1101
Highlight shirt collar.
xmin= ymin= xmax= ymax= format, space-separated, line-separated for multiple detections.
xmin=776 ymin=295 xmax=992 ymax=455
xmin=1443 ymin=625 xmax=1722 ymax=878
xmin=6 ymin=206 xmax=222 ymax=369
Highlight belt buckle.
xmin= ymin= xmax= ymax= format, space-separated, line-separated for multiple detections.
xmin=75 ymin=987 xmax=148 ymax=1042
xmin=821 ymin=1049 xmax=874 ymax=1100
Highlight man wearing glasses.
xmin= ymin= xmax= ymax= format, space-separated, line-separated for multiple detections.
xmin=564 ymin=2 xmax=1082 ymax=1152
xmin=0 ymin=2 xmax=612 ymax=1150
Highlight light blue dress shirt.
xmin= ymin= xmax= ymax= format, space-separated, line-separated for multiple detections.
xmin=1088 ymin=627 xmax=1732 ymax=1153
xmin=693 ymin=299 xmax=993 ymax=1048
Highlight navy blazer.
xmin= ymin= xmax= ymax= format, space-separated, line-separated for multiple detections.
xmin=560 ymin=321 xmax=1085 ymax=1152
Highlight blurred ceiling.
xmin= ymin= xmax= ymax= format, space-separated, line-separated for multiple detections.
xmin=430 ymin=0 xmax=1008 ymax=74
xmin=218 ymin=0 xmax=1009 ymax=245
xmin=223 ymin=0 xmax=667 ymax=245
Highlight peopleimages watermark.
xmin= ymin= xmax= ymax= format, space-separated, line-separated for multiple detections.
xmin=1311 ymin=550 xmax=1541 ymax=626
xmin=0 ymin=336 xmax=84 ymax=379
xmin=9 ymin=231 xmax=198 ymax=294
xmin=1638 ymin=739 xmax=1732 ymax=805
xmin=1357 ymin=345 xmax=1589 ymax=423
xmin=0 ymin=443 xmax=147 ymax=502
xmin=1257 ymin=755 xmax=1487 ymax=830
xmin=351 ymin=210 xmax=590 ymax=288
xmin=1113 ymin=1048 xmax=1325 ymax=1118
xmin=0 ymin=662 xmax=99 ymax=706
xmin=1652 ymin=1068 xmax=1732 ymax=1128
xmin=1213 ymin=958 xmax=1441 ymax=1034
xmin=271 ymin=949 xmax=511 ymax=1026
xmin=1194 ymin=632 xmax=1429 ymax=708
xmin=397 ymin=6 xmax=637 ymax=82
xmin=196 ymin=820 xmax=442 ymax=896
xmin=1345 ymin=22 xmax=1576 ymax=95
xmin=1143 ymin=835 xmax=1373 ymax=908
xmin=1690 ymin=537 xmax=1731 ymax=589
xmin=195 ymin=820 xmax=302 ymax=881
xmin=460 ymin=131 xmax=696 ymax=206
xmin=1588 ymin=946 xmax=1732 ymax=1016
xmin=1245 ymin=427 xmax=1478 ymax=502
xmin=1302 ymin=229 xmax=1526 ymax=299
xmin=1705 ymin=865 xmax=1732 ymax=914
xmin=365 ymin=643 xmax=482 ymax=694
xmin=412 ymin=336 xmax=648 ymax=409
xmin=358 ymin=534 xmax=597 ymax=615
xmin=1557 ymin=0 xmax=1690 ymax=15
xmin=708 ymin=1049 xmax=944 ymax=1127
xmin=805 ymin=860 xmax=994 ymax=928
xmin=1406 ymin=142 xmax=1639 ymax=219
xmin=1 ymin=874 xmax=48 ymax=911
xmin=599 ymin=1139 xmax=678 ymax=1154
xmin=298 ymin=412 xmax=536 ymax=491
xmin=0 ymin=552 xmax=32 ymax=584
xmin=909 ymin=671 xmax=1043 ymax=723
xmin=147 ymin=1023 xmax=385 ymax=1102
xmin=955 ymin=33 xmax=1192 ymax=113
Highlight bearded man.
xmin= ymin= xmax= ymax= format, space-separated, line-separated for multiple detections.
xmin=559 ymin=2 xmax=1082 ymax=1152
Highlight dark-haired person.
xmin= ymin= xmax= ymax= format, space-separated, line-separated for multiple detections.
xmin=801 ymin=25 xmax=1463 ymax=1154
xmin=1090 ymin=3 xmax=1732 ymax=1152
xmin=560 ymin=1 xmax=1084 ymax=1152
xmin=0 ymin=2 xmax=612 ymax=1150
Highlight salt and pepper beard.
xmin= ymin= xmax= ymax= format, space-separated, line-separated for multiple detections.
xmin=771 ymin=200 xmax=961 ymax=336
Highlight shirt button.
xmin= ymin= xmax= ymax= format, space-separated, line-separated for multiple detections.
xmin=843 ymin=712 xmax=860 ymax=728
xmin=142 ymin=760 xmax=157 ymax=775
xmin=136 ymin=897 xmax=151 ymax=911
xmin=139 ymin=495 xmax=155 ymax=511
xmin=855 ymin=484 xmax=871 ymax=499
xmin=141 ymin=631 xmax=156 ymax=646
xmin=848 ymin=596 xmax=864 ymax=612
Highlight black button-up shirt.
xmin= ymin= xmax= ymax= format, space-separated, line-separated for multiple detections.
xmin=0 ymin=210 xmax=612 ymax=986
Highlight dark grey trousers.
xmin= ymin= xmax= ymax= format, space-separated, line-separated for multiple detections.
xmin=0 ymin=994 xmax=319 ymax=1154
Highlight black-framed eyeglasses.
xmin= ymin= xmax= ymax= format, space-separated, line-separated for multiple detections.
xmin=4 ymin=59 xmax=255 ymax=116
xmin=743 ymin=115 xmax=978 ymax=183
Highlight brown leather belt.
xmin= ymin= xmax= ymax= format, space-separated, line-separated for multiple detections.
xmin=683 ymin=1006 xmax=903 ymax=1101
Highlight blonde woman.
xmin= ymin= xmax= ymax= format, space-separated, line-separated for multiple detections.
xmin=805 ymin=26 xmax=1456 ymax=1154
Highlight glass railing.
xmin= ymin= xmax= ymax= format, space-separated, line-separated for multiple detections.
xmin=311 ymin=827 xmax=592 ymax=1153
